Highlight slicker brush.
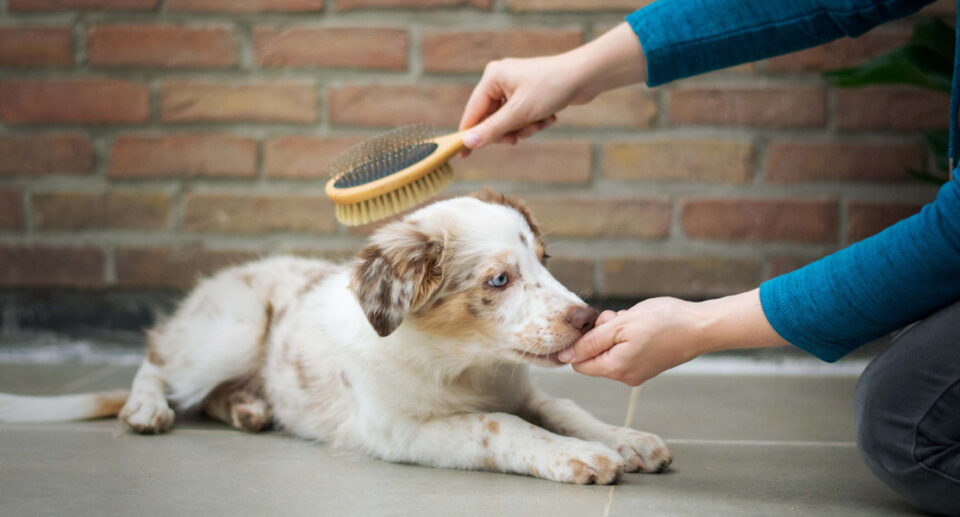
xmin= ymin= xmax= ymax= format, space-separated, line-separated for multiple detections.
xmin=325 ymin=125 xmax=466 ymax=226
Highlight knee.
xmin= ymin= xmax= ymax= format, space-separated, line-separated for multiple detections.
xmin=855 ymin=361 xmax=960 ymax=516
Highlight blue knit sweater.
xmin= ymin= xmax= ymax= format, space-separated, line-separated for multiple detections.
xmin=627 ymin=0 xmax=960 ymax=361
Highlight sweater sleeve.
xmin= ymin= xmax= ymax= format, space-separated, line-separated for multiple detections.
xmin=759 ymin=178 xmax=960 ymax=362
xmin=627 ymin=0 xmax=933 ymax=87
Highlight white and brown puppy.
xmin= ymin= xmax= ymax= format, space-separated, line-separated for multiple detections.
xmin=0 ymin=191 xmax=671 ymax=484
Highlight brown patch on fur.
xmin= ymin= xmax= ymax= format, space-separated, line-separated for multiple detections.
xmin=146 ymin=341 xmax=165 ymax=367
xmin=567 ymin=459 xmax=588 ymax=480
xmin=295 ymin=268 xmax=334 ymax=300
xmin=480 ymin=455 xmax=498 ymax=470
xmin=481 ymin=436 xmax=490 ymax=448
xmin=484 ymin=420 xmax=500 ymax=435
xmin=472 ymin=188 xmax=546 ymax=260
xmin=528 ymin=466 xmax=540 ymax=477
xmin=350 ymin=223 xmax=445 ymax=337
xmin=92 ymin=391 xmax=128 ymax=419
xmin=519 ymin=232 xmax=528 ymax=247
xmin=592 ymin=454 xmax=613 ymax=471
xmin=294 ymin=357 xmax=311 ymax=390
xmin=409 ymin=288 xmax=496 ymax=339
xmin=239 ymin=273 xmax=254 ymax=287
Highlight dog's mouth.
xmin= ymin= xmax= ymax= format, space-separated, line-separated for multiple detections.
xmin=514 ymin=349 xmax=565 ymax=367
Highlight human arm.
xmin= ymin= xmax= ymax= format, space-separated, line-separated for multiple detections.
xmin=557 ymin=289 xmax=789 ymax=386
xmin=458 ymin=22 xmax=646 ymax=153
xmin=460 ymin=0 xmax=933 ymax=150
xmin=561 ymin=178 xmax=960 ymax=384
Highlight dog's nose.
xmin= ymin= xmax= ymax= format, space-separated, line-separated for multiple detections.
xmin=565 ymin=306 xmax=599 ymax=333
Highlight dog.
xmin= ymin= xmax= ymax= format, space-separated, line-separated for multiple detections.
xmin=0 ymin=191 xmax=671 ymax=484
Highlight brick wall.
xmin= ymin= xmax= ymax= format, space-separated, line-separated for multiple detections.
xmin=0 ymin=0 xmax=952 ymax=330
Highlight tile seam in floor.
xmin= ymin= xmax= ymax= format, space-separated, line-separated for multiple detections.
xmin=604 ymin=386 xmax=643 ymax=517
xmin=665 ymin=438 xmax=856 ymax=447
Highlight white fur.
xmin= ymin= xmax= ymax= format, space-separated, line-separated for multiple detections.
xmin=0 ymin=195 xmax=672 ymax=484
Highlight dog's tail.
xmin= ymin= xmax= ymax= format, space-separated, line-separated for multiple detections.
xmin=0 ymin=390 xmax=129 ymax=423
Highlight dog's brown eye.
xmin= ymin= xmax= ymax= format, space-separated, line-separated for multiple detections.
xmin=488 ymin=273 xmax=509 ymax=288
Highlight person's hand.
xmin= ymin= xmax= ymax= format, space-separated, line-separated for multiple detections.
xmin=459 ymin=23 xmax=647 ymax=157
xmin=558 ymin=289 xmax=790 ymax=386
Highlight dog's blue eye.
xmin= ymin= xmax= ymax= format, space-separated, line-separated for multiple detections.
xmin=488 ymin=273 xmax=508 ymax=288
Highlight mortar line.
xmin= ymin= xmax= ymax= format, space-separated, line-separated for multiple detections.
xmin=603 ymin=385 xmax=642 ymax=517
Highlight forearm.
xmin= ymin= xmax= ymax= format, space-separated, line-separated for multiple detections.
xmin=696 ymin=289 xmax=790 ymax=355
xmin=760 ymin=179 xmax=960 ymax=362
xmin=628 ymin=0 xmax=933 ymax=86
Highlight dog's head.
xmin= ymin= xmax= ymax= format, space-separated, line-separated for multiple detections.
xmin=349 ymin=190 xmax=597 ymax=367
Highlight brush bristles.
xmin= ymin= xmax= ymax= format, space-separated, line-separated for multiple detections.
xmin=329 ymin=125 xmax=434 ymax=186
xmin=334 ymin=163 xmax=454 ymax=226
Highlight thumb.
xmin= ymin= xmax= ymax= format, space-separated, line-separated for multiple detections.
xmin=558 ymin=321 xmax=619 ymax=364
xmin=463 ymin=101 xmax=522 ymax=149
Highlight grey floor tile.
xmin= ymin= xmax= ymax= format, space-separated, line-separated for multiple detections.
xmin=0 ymin=364 xmax=111 ymax=394
xmin=531 ymin=369 xmax=634 ymax=425
xmin=631 ymin=374 xmax=859 ymax=442
xmin=608 ymin=443 xmax=920 ymax=517
xmin=0 ymin=425 xmax=611 ymax=517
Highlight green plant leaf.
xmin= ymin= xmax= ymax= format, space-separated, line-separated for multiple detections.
xmin=822 ymin=19 xmax=954 ymax=93
xmin=909 ymin=19 xmax=955 ymax=61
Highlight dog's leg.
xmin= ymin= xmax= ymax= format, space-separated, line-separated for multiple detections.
xmin=522 ymin=389 xmax=672 ymax=473
xmin=119 ymin=360 xmax=175 ymax=434
xmin=203 ymin=385 xmax=271 ymax=433
xmin=363 ymin=412 xmax=625 ymax=484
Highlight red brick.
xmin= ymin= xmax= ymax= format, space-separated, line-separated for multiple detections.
xmin=264 ymin=136 xmax=364 ymax=179
xmin=919 ymin=0 xmax=954 ymax=15
xmin=422 ymin=29 xmax=581 ymax=73
xmin=337 ymin=0 xmax=489 ymax=10
xmin=33 ymin=191 xmax=171 ymax=230
xmin=559 ymin=87 xmax=656 ymax=128
xmin=767 ymin=255 xmax=824 ymax=278
xmin=328 ymin=84 xmax=471 ymax=127
xmin=184 ymin=193 xmax=336 ymax=235
xmin=548 ymin=257 xmax=594 ymax=297
xmin=254 ymin=27 xmax=407 ymax=70
xmin=767 ymin=30 xmax=910 ymax=72
xmin=109 ymin=135 xmax=257 ymax=178
xmin=161 ymin=81 xmax=317 ymax=123
xmin=0 ymin=80 xmax=149 ymax=124
xmin=847 ymin=201 xmax=924 ymax=243
xmin=682 ymin=198 xmax=838 ymax=243
xmin=522 ymin=196 xmax=670 ymax=238
xmin=0 ymin=188 xmax=24 ymax=229
xmin=0 ymin=133 xmax=94 ymax=176
xmin=88 ymin=24 xmax=236 ymax=68
xmin=835 ymin=87 xmax=948 ymax=131
xmin=0 ymin=246 xmax=105 ymax=288
xmin=602 ymin=257 xmax=761 ymax=297
xmin=669 ymin=86 xmax=826 ymax=128
xmin=167 ymin=0 xmax=322 ymax=11
xmin=0 ymin=27 xmax=73 ymax=67
xmin=9 ymin=0 xmax=157 ymax=10
xmin=603 ymin=139 xmax=753 ymax=183
xmin=766 ymin=141 xmax=924 ymax=183
xmin=507 ymin=0 xmax=651 ymax=11
xmin=455 ymin=140 xmax=591 ymax=183
xmin=115 ymin=247 xmax=259 ymax=289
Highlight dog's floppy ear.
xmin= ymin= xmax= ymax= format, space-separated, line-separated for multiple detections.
xmin=350 ymin=221 xmax=445 ymax=337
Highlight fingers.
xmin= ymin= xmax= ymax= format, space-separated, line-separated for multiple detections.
xmin=595 ymin=309 xmax=617 ymax=326
xmin=558 ymin=319 xmax=619 ymax=364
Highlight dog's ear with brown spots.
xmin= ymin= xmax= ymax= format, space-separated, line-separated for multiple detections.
xmin=350 ymin=221 xmax=445 ymax=337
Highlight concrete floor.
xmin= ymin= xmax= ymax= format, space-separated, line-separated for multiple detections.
xmin=0 ymin=363 xmax=925 ymax=517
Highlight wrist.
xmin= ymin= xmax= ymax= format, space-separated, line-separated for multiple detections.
xmin=565 ymin=22 xmax=647 ymax=103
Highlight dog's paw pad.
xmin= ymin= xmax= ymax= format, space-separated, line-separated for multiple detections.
xmin=119 ymin=398 xmax=175 ymax=434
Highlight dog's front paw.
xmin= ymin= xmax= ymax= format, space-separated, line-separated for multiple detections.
xmin=119 ymin=397 xmax=175 ymax=434
xmin=608 ymin=428 xmax=672 ymax=473
xmin=546 ymin=441 xmax=624 ymax=485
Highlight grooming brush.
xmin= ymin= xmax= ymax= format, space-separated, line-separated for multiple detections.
xmin=325 ymin=125 xmax=466 ymax=226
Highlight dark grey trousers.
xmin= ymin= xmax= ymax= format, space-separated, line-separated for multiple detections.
xmin=855 ymin=300 xmax=960 ymax=517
